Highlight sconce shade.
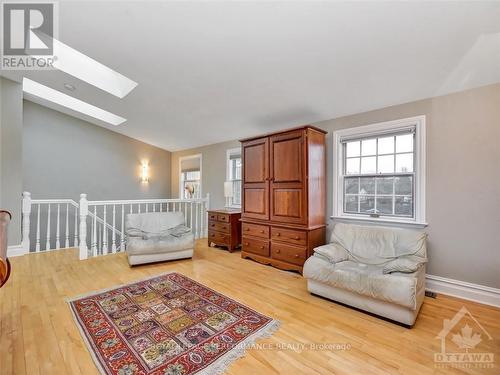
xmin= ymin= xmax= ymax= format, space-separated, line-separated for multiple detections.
xmin=224 ymin=181 xmax=233 ymax=198
xmin=141 ymin=162 xmax=149 ymax=183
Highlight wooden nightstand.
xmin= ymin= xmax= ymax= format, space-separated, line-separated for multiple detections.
xmin=207 ymin=209 xmax=241 ymax=252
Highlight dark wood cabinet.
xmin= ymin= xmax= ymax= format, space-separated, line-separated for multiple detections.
xmin=207 ymin=209 xmax=241 ymax=252
xmin=240 ymin=125 xmax=327 ymax=272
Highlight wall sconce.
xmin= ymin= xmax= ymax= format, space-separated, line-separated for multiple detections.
xmin=141 ymin=162 xmax=149 ymax=183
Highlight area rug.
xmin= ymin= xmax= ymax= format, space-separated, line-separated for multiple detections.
xmin=68 ymin=272 xmax=279 ymax=375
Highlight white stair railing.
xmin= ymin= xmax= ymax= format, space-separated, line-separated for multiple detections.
xmin=79 ymin=194 xmax=210 ymax=260
xmin=20 ymin=192 xmax=123 ymax=254
xmin=20 ymin=192 xmax=210 ymax=260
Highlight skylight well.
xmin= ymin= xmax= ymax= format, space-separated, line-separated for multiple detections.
xmin=23 ymin=78 xmax=127 ymax=126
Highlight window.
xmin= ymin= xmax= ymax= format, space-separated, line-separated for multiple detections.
xmin=226 ymin=148 xmax=242 ymax=207
xmin=181 ymin=170 xmax=201 ymax=199
xmin=179 ymin=154 xmax=202 ymax=199
xmin=333 ymin=116 xmax=426 ymax=226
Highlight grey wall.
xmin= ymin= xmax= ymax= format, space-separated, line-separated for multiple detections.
xmin=0 ymin=78 xmax=23 ymax=245
xmin=316 ymin=83 xmax=500 ymax=288
xmin=171 ymin=83 xmax=500 ymax=288
xmin=23 ymin=101 xmax=172 ymax=202
xmin=171 ymin=139 xmax=240 ymax=209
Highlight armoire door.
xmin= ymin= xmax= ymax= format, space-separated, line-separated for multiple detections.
xmin=269 ymin=130 xmax=307 ymax=224
xmin=241 ymin=138 xmax=269 ymax=220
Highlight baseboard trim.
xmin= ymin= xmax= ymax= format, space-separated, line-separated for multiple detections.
xmin=426 ymin=274 xmax=500 ymax=308
xmin=7 ymin=244 xmax=27 ymax=257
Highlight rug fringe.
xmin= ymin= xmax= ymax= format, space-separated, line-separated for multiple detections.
xmin=197 ymin=319 xmax=281 ymax=375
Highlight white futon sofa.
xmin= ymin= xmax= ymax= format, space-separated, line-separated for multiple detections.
xmin=303 ymin=223 xmax=427 ymax=326
xmin=125 ymin=212 xmax=194 ymax=266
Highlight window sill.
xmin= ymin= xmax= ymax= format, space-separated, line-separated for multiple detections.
xmin=331 ymin=215 xmax=428 ymax=229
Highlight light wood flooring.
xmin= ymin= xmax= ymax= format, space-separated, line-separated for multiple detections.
xmin=1 ymin=240 xmax=499 ymax=374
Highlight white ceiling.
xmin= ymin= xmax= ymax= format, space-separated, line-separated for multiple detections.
xmin=2 ymin=1 xmax=500 ymax=151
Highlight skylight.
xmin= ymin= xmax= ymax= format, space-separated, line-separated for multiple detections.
xmin=23 ymin=78 xmax=127 ymax=126
xmin=52 ymin=39 xmax=138 ymax=98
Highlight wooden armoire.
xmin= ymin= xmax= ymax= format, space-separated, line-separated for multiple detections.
xmin=239 ymin=125 xmax=327 ymax=272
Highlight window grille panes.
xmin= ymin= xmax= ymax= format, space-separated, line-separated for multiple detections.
xmin=342 ymin=131 xmax=415 ymax=218
xmin=228 ymin=155 xmax=242 ymax=206
xmin=181 ymin=170 xmax=201 ymax=199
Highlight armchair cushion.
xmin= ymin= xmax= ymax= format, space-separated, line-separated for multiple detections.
xmin=303 ymin=255 xmax=425 ymax=309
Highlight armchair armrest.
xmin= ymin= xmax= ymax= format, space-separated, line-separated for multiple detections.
xmin=314 ymin=243 xmax=349 ymax=264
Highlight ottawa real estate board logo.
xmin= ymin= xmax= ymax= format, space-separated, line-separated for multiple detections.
xmin=435 ymin=306 xmax=495 ymax=369
xmin=1 ymin=1 xmax=58 ymax=70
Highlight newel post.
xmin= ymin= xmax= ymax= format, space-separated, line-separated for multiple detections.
xmin=21 ymin=191 xmax=32 ymax=253
xmin=79 ymin=193 xmax=88 ymax=260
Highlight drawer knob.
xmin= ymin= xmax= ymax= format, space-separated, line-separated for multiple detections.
xmin=211 ymin=224 xmax=215 ymax=227
xmin=244 ymin=242 xmax=249 ymax=246
xmin=223 ymin=227 xmax=227 ymax=230
xmin=294 ymin=236 xmax=299 ymax=240
xmin=276 ymin=249 xmax=280 ymax=253
xmin=295 ymin=254 xmax=299 ymax=258
xmin=260 ymin=246 xmax=264 ymax=249
xmin=246 ymin=228 xmax=250 ymax=231
xmin=276 ymin=233 xmax=281 ymax=237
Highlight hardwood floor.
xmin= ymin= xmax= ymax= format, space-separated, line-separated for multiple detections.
xmin=1 ymin=240 xmax=499 ymax=374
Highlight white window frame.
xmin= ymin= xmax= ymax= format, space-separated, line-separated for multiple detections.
xmin=333 ymin=116 xmax=427 ymax=227
xmin=179 ymin=153 xmax=202 ymax=199
xmin=226 ymin=147 xmax=242 ymax=208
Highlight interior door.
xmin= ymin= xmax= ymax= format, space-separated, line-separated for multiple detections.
xmin=241 ymin=138 xmax=269 ymax=220
xmin=269 ymin=130 xmax=307 ymax=224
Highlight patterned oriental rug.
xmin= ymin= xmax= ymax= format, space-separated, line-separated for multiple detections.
xmin=68 ymin=272 xmax=279 ymax=375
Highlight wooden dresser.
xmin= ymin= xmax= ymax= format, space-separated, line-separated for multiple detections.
xmin=240 ymin=125 xmax=327 ymax=272
xmin=207 ymin=209 xmax=241 ymax=252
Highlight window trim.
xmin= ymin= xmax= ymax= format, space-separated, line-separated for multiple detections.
xmin=226 ymin=147 xmax=242 ymax=208
xmin=179 ymin=153 xmax=202 ymax=199
xmin=332 ymin=116 xmax=427 ymax=227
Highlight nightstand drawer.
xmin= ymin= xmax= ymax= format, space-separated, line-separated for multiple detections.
xmin=242 ymin=223 xmax=269 ymax=239
xmin=271 ymin=242 xmax=307 ymax=266
xmin=218 ymin=214 xmax=230 ymax=223
xmin=208 ymin=220 xmax=230 ymax=234
xmin=208 ymin=230 xmax=230 ymax=245
xmin=271 ymin=227 xmax=307 ymax=246
xmin=242 ymin=237 xmax=269 ymax=257
xmin=208 ymin=213 xmax=218 ymax=221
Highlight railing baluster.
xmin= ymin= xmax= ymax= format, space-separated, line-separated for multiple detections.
xmin=64 ymin=203 xmax=69 ymax=248
xmin=146 ymin=203 xmax=149 ymax=213
xmin=153 ymin=203 xmax=156 ymax=212
xmin=111 ymin=205 xmax=116 ymax=253
xmin=166 ymin=202 xmax=170 ymax=212
xmin=195 ymin=202 xmax=199 ymax=239
xmin=55 ymin=204 xmax=61 ymax=249
xmin=190 ymin=201 xmax=194 ymax=230
xmin=121 ymin=204 xmax=125 ymax=251
xmin=160 ymin=203 xmax=163 ymax=212
xmin=74 ymin=205 xmax=78 ymax=247
xmin=183 ymin=202 xmax=187 ymax=223
xmin=92 ymin=206 xmax=97 ymax=256
xmin=102 ymin=205 xmax=108 ymax=253
xmin=45 ymin=204 xmax=51 ymax=250
xmin=130 ymin=203 xmax=133 ymax=214
xmin=200 ymin=200 xmax=205 ymax=239
xmin=35 ymin=203 xmax=41 ymax=252
xmin=138 ymin=203 xmax=141 ymax=213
